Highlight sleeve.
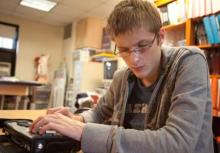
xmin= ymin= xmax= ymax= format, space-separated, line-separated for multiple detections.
xmin=81 ymin=53 xmax=213 ymax=153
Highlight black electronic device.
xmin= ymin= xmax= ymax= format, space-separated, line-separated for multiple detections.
xmin=3 ymin=119 xmax=80 ymax=153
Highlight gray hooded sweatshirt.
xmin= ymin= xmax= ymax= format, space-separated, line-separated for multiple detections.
xmin=80 ymin=46 xmax=214 ymax=153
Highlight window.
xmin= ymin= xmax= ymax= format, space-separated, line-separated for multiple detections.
xmin=0 ymin=22 xmax=19 ymax=76
xmin=0 ymin=23 xmax=18 ymax=50
xmin=0 ymin=37 xmax=14 ymax=49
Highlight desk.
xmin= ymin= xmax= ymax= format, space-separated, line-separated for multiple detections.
xmin=0 ymin=80 xmax=42 ymax=109
xmin=0 ymin=110 xmax=46 ymax=120
xmin=0 ymin=110 xmax=46 ymax=134
xmin=0 ymin=110 xmax=82 ymax=153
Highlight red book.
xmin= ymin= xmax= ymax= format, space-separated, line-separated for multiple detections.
xmin=211 ymin=77 xmax=218 ymax=116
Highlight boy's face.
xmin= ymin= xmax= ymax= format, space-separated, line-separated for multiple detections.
xmin=114 ymin=27 xmax=164 ymax=85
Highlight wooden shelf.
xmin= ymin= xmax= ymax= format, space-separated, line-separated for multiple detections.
xmin=154 ymin=0 xmax=175 ymax=7
xmin=198 ymin=44 xmax=220 ymax=49
xmin=162 ymin=21 xmax=186 ymax=31
xmin=210 ymin=75 xmax=220 ymax=78
xmin=91 ymin=52 xmax=117 ymax=62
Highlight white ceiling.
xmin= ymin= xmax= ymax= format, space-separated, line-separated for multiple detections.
xmin=0 ymin=0 xmax=122 ymax=26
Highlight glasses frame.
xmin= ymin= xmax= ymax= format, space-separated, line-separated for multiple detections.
xmin=114 ymin=33 xmax=158 ymax=58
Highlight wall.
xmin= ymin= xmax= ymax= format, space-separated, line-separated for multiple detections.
xmin=75 ymin=16 xmax=106 ymax=49
xmin=0 ymin=14 xmax=127 ymax=83
xmin=0 ymin=14 xmax=63 ymax=81
xmin=62 ymin=22 xmax=76 ymax=80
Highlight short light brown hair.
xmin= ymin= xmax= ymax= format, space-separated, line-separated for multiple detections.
xmin=107 ymin=0 xmax=162 ymax=37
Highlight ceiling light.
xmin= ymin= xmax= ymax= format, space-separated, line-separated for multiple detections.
xmin=20 ymin=0 xmax=57 ymax=12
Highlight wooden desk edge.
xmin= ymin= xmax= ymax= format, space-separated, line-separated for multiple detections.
xmin=0 ymin=110 xmax=46 ymax=121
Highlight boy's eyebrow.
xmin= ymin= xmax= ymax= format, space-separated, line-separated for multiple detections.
xmin=117 ymin=39 xmax=151 ymax=49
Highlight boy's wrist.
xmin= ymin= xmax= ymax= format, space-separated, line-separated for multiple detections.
xmin=72 ymin=115 xmax=85 ymax=123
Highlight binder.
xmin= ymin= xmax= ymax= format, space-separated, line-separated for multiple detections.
xmin=203 ymin=16 xmax=215 ymax=44
xmin=218 ymin=14 xmax=220 ymax=23
xmin=177 ymin=0 xmax=187 ymax=22
xmin=159 ymin=5 xmax=169 ymax=26
xmin=206 ymin=0 xmax=212 ymax=15
xmin=199 ymin=0 xmax=206 ymax=17
xmin=217 ymin=14 xmax=220 ymax=38
xmin=187 ymin=0 xmax=194 ymax=18
xmin=167 ymin=1 xmax=178 ymax=24
xmin=212 ymin=0 xmax=220 ymax=14
xmin=217 ymin=79 xmax=220 ymax=111
xmin=211 ymin=77 xmax=218 ymax=111
xmin=209 ymin=15 xmax=220 ymax=44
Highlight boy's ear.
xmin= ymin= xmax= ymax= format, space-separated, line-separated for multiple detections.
xmin=158 ymin=28 xmax=165 ymax=45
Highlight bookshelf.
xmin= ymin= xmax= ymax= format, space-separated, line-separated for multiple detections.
xmin=155 ymin=0 xmax=220 ymax=144
xmin=155 ymin=1 xmax=220 ymax=81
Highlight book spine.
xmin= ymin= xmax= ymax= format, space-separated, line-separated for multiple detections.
xmin=203 ymin=16 xmax=215 ymax=44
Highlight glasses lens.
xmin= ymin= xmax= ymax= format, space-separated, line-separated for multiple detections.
xmin=114 ymin=33 xmax=157 ymax=57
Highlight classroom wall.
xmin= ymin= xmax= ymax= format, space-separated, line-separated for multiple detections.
xmin=0 ymin=14 xmax=64 ymax=81
xmin=62 ymin=22 xmax=76 ymax=80
xmin=0 ymin=14 xmax=126 ymax=83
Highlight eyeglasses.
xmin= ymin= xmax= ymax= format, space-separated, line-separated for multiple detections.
xmin=114 ymin=33 xmax=157 ymax=58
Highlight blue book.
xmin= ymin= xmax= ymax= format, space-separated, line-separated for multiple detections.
xmin=209 ymin=15 xmax=220 ymax=44
xmin=218 ymin=14 xmax=220 ymax=23
xmin=202 ymin=16 xmax=215 ymax=44
xmin=217 ymin=14 xmax=220 ymax=41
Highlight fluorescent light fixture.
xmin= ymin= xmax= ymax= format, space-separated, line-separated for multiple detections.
xmin=20 ymin=0 xmax=57 ymax=12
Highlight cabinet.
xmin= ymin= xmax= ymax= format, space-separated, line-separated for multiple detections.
xmin=75 ymin=16 xmax=106 ymax=49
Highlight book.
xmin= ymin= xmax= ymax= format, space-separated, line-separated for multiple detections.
xmin=195 ymin=21 xmax=208 ymax=45
xmin=218 ymin=14 xmax=220 ymax=24
xmin=177 ymin=0 xmax=187 ymax=22
xmin=211 ymin=50 xmax=220 ymax=75
xmin=187 ymin=0 xmax=201 ymax=18
xmin=167 ymin=1 xmax=178 ymax=24
xmin=215 ymin=51 xmax=220 ymax=74
xmin=217 ymin=79 xmax=220 ymax=112
xmin=159 ymin=5 xmax=169 ymax=26
xmin=211 ymin=77 xmax=218 ymax=113
xmin=193 ymin=0 xmax=200 ymax=18
xmin=187 ymin=0 xmax=194 ymax=18
xmin=206 ymin=0 xmax=212 ymax=15
xmin=210 ymin=50 xmax=220 ymax=75
xmin=199 ymin=0 xmax=206 ymax=17
xmin=212 ymin=0 xmax=220 ymax=14
xmin=203 ymin=16 xmax=215 ymax=44
xmin=217 ymin=14 xmax=220 ymax=42
xmin=209 ymin=15 xmax=220 ymax=44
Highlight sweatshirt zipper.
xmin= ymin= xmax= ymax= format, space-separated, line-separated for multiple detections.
xmin=119 ymin=79 xmax=129 ymax=126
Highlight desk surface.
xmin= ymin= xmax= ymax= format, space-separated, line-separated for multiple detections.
xmin=0 ymin=80 xmax=42 ymax=96
xmin=0 ymin=110 xmax=46 ymax=135
xmin=0 ymin=110 xmax=46 ymax=120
